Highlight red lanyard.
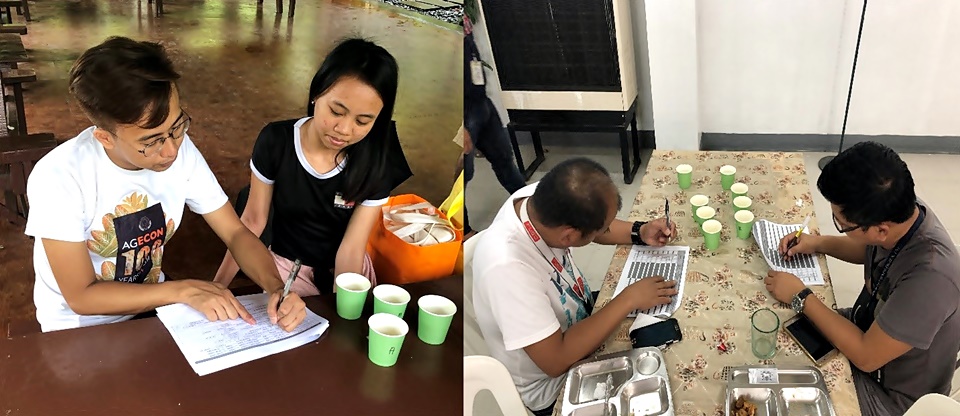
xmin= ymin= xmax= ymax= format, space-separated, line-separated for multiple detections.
xmin=519 ymin=198 xmax=591 ymax=302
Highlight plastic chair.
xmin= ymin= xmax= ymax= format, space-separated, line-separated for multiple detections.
xmin=463 ymin=230 xmax=489 ymax=356
xmin=464 ymin=355 xmax=529 ymax=416
xmin=904 ymin=393 xmax=960 ymax=415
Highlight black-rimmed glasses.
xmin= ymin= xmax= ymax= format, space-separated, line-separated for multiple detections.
xmin=138 ymin=111 xmax=191 ymax=157
xmin=832 ymin=212 xmax=862 ymax=234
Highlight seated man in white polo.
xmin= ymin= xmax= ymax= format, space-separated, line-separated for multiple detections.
xmin=473 ymin=157 xmax=677 ymax=415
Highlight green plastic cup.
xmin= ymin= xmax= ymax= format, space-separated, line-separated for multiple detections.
xmin=335 ymin=273 xmax=371 ymax=320
xmin=691 ymin=195 xmax=709 ymax=217
xmin=368 ymin=313 xmax=408 ymax=367
xmin=735 ymin=210 xmax=755 ymax=240
xmin=702 ymin=219 xmax=722 ymax=251
xmin=734 ymin=196 xmax=753 ymax=212
xmin=676 ymin=164 xmax=693 ymax=189
xmin=720 ymin=165 xmax=737 ymax=191
xmin=731 ymin=182 xmax=749 ymax=201
xmin=417 ymin=295 xmax=457 ymax=345
xmin=373 ymin=284 xmax=411 ymax=318
xmin=695 ymin=206 xmax=716 ymax=228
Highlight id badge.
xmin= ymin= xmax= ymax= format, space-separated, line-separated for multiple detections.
xmin=470 ymin=59 xmax=485 ymax=86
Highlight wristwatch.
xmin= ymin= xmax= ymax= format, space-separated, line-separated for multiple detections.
xmin=631 ymin=221 xmax=648 ymax=246
xmin=792 ymin=288 xmax=813 ymax=314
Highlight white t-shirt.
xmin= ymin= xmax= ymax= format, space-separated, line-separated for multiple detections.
xmin=25 ymin=127 xmax=229 ymax=332
xmin=472 ymin=183 xmax=594 ymax=411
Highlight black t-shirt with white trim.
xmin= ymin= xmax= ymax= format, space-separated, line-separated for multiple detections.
xmin=251 ymin=117 xmax=394 ymax=290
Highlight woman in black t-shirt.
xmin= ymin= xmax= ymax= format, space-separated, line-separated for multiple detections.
xmin=213 ymin=38 xmax=411 ymax=295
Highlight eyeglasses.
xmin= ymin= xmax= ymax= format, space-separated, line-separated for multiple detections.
xmin=832 ymin=212 xmax=862 ymax=234
xmin=138 ymin=111 xmax=191 ymax=157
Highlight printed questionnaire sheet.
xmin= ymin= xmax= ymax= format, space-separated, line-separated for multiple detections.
xmin=612 ymin=245 xmax=689 ymax=318
xmin=752 ymin=219 xmax=825 ymax=285
xmin=156 ymin=293 xmax=329 ymax=376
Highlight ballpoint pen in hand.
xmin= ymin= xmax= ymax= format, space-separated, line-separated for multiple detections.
xmin=784 ymin=215 xmax=811 ymax=259
xmin=280 ymin=259 xmax=301 ymax=306
xmin=664 ymin=198 xmax=670 ymax=229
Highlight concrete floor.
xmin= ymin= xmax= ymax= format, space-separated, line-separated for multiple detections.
xmin=0 ymin=0 xmax=462 ymax=328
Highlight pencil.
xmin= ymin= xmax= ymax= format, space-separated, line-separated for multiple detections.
xmin=784 ymin=215 xmax=811 ymax=259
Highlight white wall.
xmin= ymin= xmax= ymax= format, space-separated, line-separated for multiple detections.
xmin=630 ymin=0 xmax=655 ymax=130
xmin=645 ymin=0 xmax=701 ymax=150
xmin=696 ymin=0 xmax=960 ymax=137
xmin=847 ymin=1 xmax=960 ymax=136
xmin=697 ymin=0 xmax=852 ymax=135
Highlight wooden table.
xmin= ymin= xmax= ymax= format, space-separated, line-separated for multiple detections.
xmin=0 ymin=276 xmax=464 ymax=415
xmin=554 ymin=150 xmax=861 ymax=415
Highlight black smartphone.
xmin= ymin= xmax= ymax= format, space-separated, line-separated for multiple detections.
xmin=783 ymin=314 xmax=838 ymax=366
xmin=630 ymin=318 xmax=683 ymax=348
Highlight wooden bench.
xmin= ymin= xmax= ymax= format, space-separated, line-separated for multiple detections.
xmin=0 ymin=24 xmax=25 ymax=35
xmin=0 ymin=0 xmax=30 ymax=23
xmin=2 ymin=67 xmax=34 ymax=135
xmin=0 ymin=132 xmax=56 ymax=226
xmin=0 ymin=33 xmax=33 ymax=135
xmin=0 ymin=32 xmax=27 ymax=70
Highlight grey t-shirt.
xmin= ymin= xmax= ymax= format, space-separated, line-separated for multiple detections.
xmin=866 ymin=204 xmax=960 ymax=410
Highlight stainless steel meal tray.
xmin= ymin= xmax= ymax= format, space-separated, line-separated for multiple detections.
xmin=561 ymin=348 xmax=674 ymax=416
xmin=724 ymin=365 xmax=837 ymax=416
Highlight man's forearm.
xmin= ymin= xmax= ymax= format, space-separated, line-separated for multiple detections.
xmin=803 ymin=297 xmax=869 ymax=367
xmin=227 ymin=229 xmax=283 ymax=293
xmin=593 ymin=219 xmax=634 ymax=245
xmin=555 ymin=298 xmax=634 ymax=371
xmin=816 ymin=235 xmax=867 ymax=265
xmin=68 ymin=280 xmax=182 ymax=316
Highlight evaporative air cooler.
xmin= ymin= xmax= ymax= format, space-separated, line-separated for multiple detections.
xmin=478 ymin=0 xmax=641 ymax=182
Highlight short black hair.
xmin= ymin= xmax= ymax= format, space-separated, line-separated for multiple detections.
xmin=69 ymin=36 xmax=181 ymax=132
xmin=817 ymin=141 xmax=916 ymax=227
xmin=531 ymin=157 xmax=621 ymax=234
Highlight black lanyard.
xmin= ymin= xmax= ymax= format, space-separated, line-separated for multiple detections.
xmin=851 ymin=204 xmax=925 ymax=384
xmin=466 ymin=34 xmax=481 ymax=61
xmin=871 ymin=206 xmax=924 ymax=300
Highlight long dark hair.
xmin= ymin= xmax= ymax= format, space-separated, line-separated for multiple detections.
xmin=306 ymin=38 xmax=399 ymax=203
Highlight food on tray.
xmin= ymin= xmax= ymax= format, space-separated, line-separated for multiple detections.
xmin=732 ymin=395 xmax=758 ymax=416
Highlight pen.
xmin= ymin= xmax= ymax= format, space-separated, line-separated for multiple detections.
xmin=784 ymin=215 xmax=811 ymax=258
xmin=280 ymin=259 xmax=301 ymax=306
xmin=664 ymin=198 xmax=670 ymax=229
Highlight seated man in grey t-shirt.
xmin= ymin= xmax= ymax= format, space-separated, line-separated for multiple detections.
xmin=765 ymin=141 xmax=960 ymax=416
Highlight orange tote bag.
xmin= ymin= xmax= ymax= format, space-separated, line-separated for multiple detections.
xmin=367 ymin=194 xmax=463 ymax=284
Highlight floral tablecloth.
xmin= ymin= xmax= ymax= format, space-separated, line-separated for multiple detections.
xmin=554 ymin=150 xmax=861 ymax=416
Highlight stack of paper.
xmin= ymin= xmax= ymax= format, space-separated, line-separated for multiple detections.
xmin=612 ymin=245 xmax=690 ymax=318
xmin=752 ymin=219 xmax=825 ymax=285
xmin=156 ymin=293 xmax=329 ymax=376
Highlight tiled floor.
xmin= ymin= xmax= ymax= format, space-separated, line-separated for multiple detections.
xmin=466 ymin=135 xmax=960 ymax=413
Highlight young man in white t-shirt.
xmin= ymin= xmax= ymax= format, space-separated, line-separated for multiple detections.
xmin=25 ymin=37 xmax=307 ymax=332
xmin=472 ymin=158 xmax=678 ymax=415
